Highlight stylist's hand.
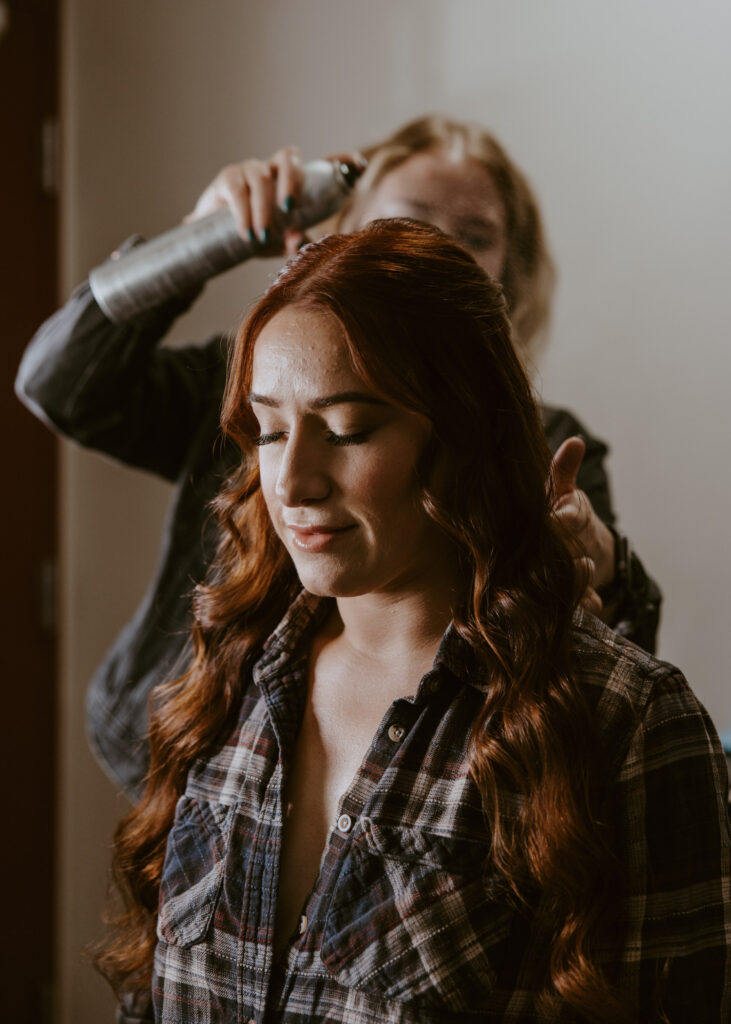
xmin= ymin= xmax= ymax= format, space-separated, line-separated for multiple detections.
xmin=551 ymin=436 xmax=616 ymax=618
xmin=185 ymin=146 xmax=307 ymax=256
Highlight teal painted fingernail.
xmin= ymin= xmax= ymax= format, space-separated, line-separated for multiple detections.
xmin=282 ymin=195 xmax=294 ymax=214
xmin=260 ymin=227 xmax=270 ymax=245
xmin=247 ymin=227 xmax=257 ymax=245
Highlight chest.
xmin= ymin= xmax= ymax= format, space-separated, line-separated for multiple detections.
xmin=295 ymin=667 xmax=396 ymax=808
xmin=275 ymin=664 xmax=406 ymax=948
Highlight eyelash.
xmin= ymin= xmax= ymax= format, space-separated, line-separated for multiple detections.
xmin=251 ymin=432 xmax=282 ymax=447
xmin=251 ymin=430 xmax=370 ymax=447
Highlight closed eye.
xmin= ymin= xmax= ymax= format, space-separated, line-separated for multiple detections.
xmin=251 ymin=432 xmax=285 ymax=446
xmin=251 ymin=429 xmax=371 ymax=447
xmin=325 ymin=430 xmax=370 ymax=446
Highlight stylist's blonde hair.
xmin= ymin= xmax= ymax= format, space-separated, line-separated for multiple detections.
xmin=337 ymin=114 xmax=555 ymax=361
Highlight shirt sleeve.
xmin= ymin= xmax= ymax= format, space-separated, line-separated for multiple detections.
xmin=612 ymin=663 xmax=731 ymax=1021
xmin=14 ymin=246 xmax=224 ymax=483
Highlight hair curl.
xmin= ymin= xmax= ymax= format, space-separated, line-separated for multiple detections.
xmin=96 ymin=219 xmax=630 ymax=1022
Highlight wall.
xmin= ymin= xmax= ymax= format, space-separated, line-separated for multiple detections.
xmin=58 ymin=2 xmax=731 ymax=1020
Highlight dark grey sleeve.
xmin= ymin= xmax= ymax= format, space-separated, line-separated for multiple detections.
xmin=14 ymin=254 xmax=224 ymax=482
xmin=16 ymin=246 xmax=232 ymax=798
xmin=541 ymin=404 xmax=662 ymax=654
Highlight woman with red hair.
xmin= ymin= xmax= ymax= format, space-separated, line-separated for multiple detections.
xmin=98 ymin=220 xmax=729 ymax=1024
xmin=16 ymin=115 xmax=661 ymax=800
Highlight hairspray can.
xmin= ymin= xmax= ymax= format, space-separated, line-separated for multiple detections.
xmin=89 ymin=158 xmax=363 ymax=323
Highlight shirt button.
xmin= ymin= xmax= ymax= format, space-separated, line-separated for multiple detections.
xmin=298 ymin=914 xmax=308 ymax=935
xmin=388 ymin=723 xmax=405 ymax=742
xmin=337 ymin=813 xmax=353 ymax=833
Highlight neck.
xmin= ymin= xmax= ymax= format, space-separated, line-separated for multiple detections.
xmin=331 ymin=575 xmax=457 ymax=671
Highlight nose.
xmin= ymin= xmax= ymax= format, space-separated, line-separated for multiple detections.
xmin=275 ymin=429 xmax=331 ymax=506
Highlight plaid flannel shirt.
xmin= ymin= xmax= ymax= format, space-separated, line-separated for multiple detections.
xmin=147 ymin=592 xmax=729 ymax=1024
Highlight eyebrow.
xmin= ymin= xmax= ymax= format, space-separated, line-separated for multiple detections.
xmin=248 ymin=390 xmax=388 ymax=410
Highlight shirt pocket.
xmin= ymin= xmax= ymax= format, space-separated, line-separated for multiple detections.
xmin=321 ymin=817 xmax=514 ymax=1014
xmin=156 ymin=795 xmax=235 ymax=948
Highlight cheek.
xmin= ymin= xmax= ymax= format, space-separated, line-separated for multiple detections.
xmin=350 ymin=451 xmax=423 ymax=521
xmin=257 ymin=453 xmax=280 ymax=514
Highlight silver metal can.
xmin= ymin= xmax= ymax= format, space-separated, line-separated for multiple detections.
xmin=89 ymin=158 xmax=363 ymax=323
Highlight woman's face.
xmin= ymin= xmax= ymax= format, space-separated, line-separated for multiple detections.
xmin=250 ymin=305 xmax=452 ymax=599
xmin=354 ymin=149 xmax=508 ymax=282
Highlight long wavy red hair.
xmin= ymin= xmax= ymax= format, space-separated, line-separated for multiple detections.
xmin=96 ymin=219 xmax=631 ymax=1022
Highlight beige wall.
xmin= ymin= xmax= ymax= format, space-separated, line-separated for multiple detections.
xmin=58 ymin=1 xmax=731 ymax=1020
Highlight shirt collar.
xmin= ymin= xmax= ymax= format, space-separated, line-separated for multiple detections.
xmin=252 ymin=589 xmax=330 ymax=689
xmin=430 ymin=620 xmax=487 ymax=695
xmin=253 ymin=589 xmax=489 ymax=698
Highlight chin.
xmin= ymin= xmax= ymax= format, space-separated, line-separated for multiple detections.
xmin=298 ymin=577 xmax=361 ymax=599
xmin=292 ymin=562 xmax=368 ymax=599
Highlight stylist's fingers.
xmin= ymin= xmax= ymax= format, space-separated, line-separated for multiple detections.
xmin=185 ymin=161 xmax=262 ymax=239
xmin=554 ymin=491 xmax=591 ymax=534
xmin=581 ymin=584 xmax=603 ymax=617
xmin=185 ymin=146 xmax=364 ymax=252
xmin=554 ymin=491 xmax=615 ymax=588
xmin=575 ymin=555 xmax=603 ymax=616
xmin=268 ymin=146 xmax=308 ymax=256
xmin=270 ymin=146 xmax=304 ymax=213
xmin=243 ymin=161 xmax=276 ymax=244
xmin=276 ymin=148 xmax=365 ymax=256
xmin=282 ymin=229 xmax=308 ymax=257
xmin=185 ymin=157 xmax=284 ymax=247
xmin=551 ymin=436 xmax=586 ymax=501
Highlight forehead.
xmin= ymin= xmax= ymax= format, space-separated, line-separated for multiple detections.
xmin=251 ymin=306 xmax=363 ymax=394
xmin=361 ymin=149 xmax=506 ymax=226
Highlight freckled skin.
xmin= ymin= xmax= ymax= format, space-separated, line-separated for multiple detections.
xmin=251 ymin=306 xmax=452 ymax=600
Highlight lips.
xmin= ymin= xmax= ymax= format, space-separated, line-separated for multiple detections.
xmin=285 ymin=523 xmax=356 ymax=553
